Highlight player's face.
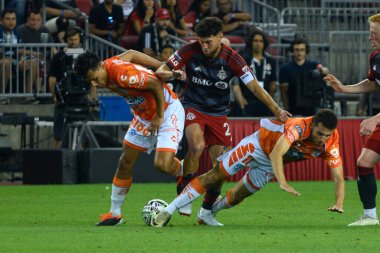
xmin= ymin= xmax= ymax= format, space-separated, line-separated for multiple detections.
xmin=311 ymin=122 xmax=334 ymax=146
xmin=292 ymin=43 xmax=307 ymax=62
xmin=252 ymin=34 xmax=264 ymax=54
xmin=86 ymin=64 xmax=108 ymax=88
xmin=369 ymin=22 xmax=380 ymax=51
xmin=198 ymin=33 xmax=222 ymax=58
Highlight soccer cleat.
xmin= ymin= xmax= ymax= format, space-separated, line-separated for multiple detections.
xmin=197 ymin=207 xmax=224 ymax=226
xmin=178 ymin=203 xmax=192 ymax=216
xmin=347 ymin=215 xmax=379 ymax=226
xmin=151 ymin=210 xmax=172 ymax=227
xmin=96 ymin=212 xmax=123 ymax=226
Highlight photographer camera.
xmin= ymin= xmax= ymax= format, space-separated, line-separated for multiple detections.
xmin=280 ymin=37 xmax=331 ymax=116
xmin=48 ymin=26 xmax=96 ymax=148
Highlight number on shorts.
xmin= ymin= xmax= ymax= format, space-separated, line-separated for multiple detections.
xmin=224 ymin=122 xmax=231 ymax=136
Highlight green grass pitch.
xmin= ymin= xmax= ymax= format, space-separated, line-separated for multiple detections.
xmin=0 ymin=181 xmax=379 ymax=253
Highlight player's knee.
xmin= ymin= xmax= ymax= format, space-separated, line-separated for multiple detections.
xmin=119 ymin=152 xmax=134 ymax=170
xmin=188 ymin=140 xmax=205 ymax=156
xmin=154 ymin=158 xmax=171 ymax=174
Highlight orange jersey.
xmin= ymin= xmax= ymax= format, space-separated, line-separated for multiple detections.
xmin=259 ymin=117 xmax=342 ymax=169
xmin=103 ymin=57 xmax=177 ymax=121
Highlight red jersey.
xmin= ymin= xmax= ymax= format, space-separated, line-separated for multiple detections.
xmin=259 ymin=117 xmax=342 ymax=169
xmin=103 ymin=57 xmax=177 ymax=121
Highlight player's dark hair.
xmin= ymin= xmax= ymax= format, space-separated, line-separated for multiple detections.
xmin=1 ymin=8 xmax=16 ymax=19
xmin=74 ymin=51 xmax=101 ymax=79
xmin=313 ymin=109 xmax=337 ymax=130
xmin=195 ymin=17 xmax=223 ymax=37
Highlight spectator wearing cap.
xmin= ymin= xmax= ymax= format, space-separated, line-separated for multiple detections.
xmin=137 ymin=8 xmax=176 ymax=59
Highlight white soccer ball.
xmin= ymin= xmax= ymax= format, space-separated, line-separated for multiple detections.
xmin=142 ymin=199 xmax=170 ymax=226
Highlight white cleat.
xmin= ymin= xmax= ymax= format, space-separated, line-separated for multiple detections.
xmin=151 ymin=210 xmax=172 ymax=227
xmin=197 ymin=207 xmax=224 ymax=226
xmin=178 ymin=203 xmax=192 ymax=216
xmin=347 ymin=215 xmax=379 ymax=227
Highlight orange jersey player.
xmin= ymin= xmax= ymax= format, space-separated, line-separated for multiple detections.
xmin=151 ymin=109 xmax=345 ymax=227
xmin=75 ymin=50 xmax=185 ymax=226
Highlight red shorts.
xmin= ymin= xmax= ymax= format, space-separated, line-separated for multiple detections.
xmin=184 ymin=108 xmax=232 ymax=146
xmin=364 ymin=124 xmax=380 ymax=154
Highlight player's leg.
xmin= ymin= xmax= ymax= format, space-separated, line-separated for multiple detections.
xmin=151 ymin=162 xmax=228 ymax=227
xmin=212 ymin=166 xmax=272 ymax=213
xmin=152 ymin=133 xmax=256 ymax=227
xmin=96 ymin=143 xmax=142 ymax=226
xmin=199 ymin=118 xmax=231 ymax=217
xmin=177 ymin=109 xmax=206 ymax=215
xmin=348 ymin=131 xmax=380 ymax=226
xmin=154 ymin=99 xmax=185 ymax=176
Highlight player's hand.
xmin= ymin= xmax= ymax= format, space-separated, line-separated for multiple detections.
xmin=275 ymin=108 xmax=292 ymax=122
xmin=328 ymin=205 xmax=344 ymax=213
xmin=172 ymin=70 xmax=186 ymax=81
xmin=323 ymin=74 xmax=345 ymax=92
xmin=150 ymin=116 xmax=164 ymax=136
xmin=279 ymin=182 xmax=301 ymax=196
xmin=360 ymin=117 xmax=379 ymax=136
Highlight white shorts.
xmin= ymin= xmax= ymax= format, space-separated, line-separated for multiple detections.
xmin=218 ymin=131 xmax=274 ymax=193
xmin=124 ymin=99 xmax=185 ymax=154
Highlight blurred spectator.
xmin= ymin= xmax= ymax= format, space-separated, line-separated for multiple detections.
xmin=233 ymin=28 xmax=277 ymax=117
xmin=279 ymin=37 xmax=329 ymax=116
xmin=161 ymin=0 xmax=195 ymax=37
xmin=16 ymin=9 xmax=55 ymax=103
xmin=44 ymin=0 xmax=83 ymax=42
xmin=89 ymin=0 xmax=125 ymax=43
xmin=213 ymin=0 xmax=251 ymax=37
xmin=16 ymin=9 xmax=54 ymax=44
xmin=184 ymin=0 xmax=212 ymax=31
xmin=128 ymin=0 xmax=156 ymax=35
xmin=0 ymin=8 xmax=38 ymax=103
xmin=138 ymin=8 xmax=176 ymax=59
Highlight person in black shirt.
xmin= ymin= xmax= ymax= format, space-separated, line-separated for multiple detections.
xmin=234 ymin=28 xmax=277 ymax=117
xmin=48 ymin=27 xmax=95 ymax=148
xmin=89 ymin=0 xmax=125 ymax=43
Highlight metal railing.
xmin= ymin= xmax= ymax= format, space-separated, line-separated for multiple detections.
xmin=1 ymin=43 xmax=66 ymax=97
xmin=280 ymin=7 xmax=379 ymax=43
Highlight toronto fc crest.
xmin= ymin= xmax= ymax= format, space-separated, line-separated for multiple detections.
xmin=217 ymin=67 xmax=227 ymax=80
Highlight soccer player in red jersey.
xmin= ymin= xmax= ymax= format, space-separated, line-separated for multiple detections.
xmin=155 ymin=17 xmax=291 ymax=224
xmin=324 ymin=13 xmax=380 ymax=226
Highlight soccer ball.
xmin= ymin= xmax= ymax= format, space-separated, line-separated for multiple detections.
xmin=142 ymin=199 xmax=170 ymax=226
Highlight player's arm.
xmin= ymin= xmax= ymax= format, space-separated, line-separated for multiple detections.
xmin=328 ymin=165 xmax=345 ymax=213
xmin=146 ymin=76 xmax=165 ymax=135
xmin=269 ymin=135 xmax=301 ymax=196
xmin=323 ymin=74 xmax=379 ymax=93
xmin=117 ymin=50 xmax=163 ymax=70
xmin=246 ymin=79 xmax=291 ymax=122
xmin=155 ymin=63 xmax=185 ymax=81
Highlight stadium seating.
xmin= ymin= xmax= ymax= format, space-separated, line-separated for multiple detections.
xmin=76 ymin=0 xmax=94 ymax=15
